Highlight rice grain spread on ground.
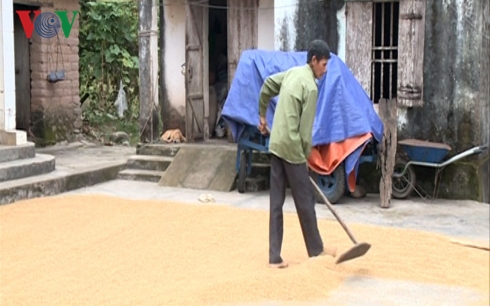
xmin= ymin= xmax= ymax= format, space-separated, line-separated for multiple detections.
xmin=0 ymin=195 xmax=488 ymax=305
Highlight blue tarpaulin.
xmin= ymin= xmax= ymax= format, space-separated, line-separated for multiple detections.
xmin=221 ymin=49 xmax=384 ymax=181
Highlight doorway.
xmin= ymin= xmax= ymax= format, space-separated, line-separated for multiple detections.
xmin=208 ymin=0 xmax=228 ymax=139
xmin=13 ymin=4 xmax=35 ymax=133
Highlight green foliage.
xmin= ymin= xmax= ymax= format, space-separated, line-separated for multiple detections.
xmin=79 ymin=0 xmax=139 ymax=137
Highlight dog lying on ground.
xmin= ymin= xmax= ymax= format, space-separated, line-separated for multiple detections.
xmin=160 ymin=129 xmax=187 ymax=143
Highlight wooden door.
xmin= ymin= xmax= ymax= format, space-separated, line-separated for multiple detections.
xmin=227 ymin=0 xmax=258 ymax=86
xmin=185 ymin=0 xmax=209 ymax=142
xmin=226 ymin=0 xmax=258 ymax=142
xmin=13 ymin=11 xmax=31 ymax=132
xmin=397 ymin=0 xmax=425 ymax=108
xmin=345 ymin=1 xmax=373 ymax=98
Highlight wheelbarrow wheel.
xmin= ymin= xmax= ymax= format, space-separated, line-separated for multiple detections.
xmin=238 ymin=151 xmax=248 ymax=194
xmin=392 ymin=158 xmax=416 ymax=199
xmin=309 ymin=163 xmax=346 ymax=205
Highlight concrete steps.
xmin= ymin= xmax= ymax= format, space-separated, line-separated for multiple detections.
xmin=118 ymin=169 xmax=165 ymax=182
xmin=130 ymin=143 xmax=271 ymax=192
xmin=0 ymin=162 xmax=126 ymax=205
xmin=0 ymin=153 xmax=55 ymax=183
xmin=0 ymin=143 xmax=133 ymax=206
xmin=0 ymin=143 xmax=56 ymax=184
xmin=0 ymin=143 xmax=36 ymax=163
xmin=126 ymin=155 xmax=173 ymax=171
xmin=136 ymin=144 xmax=181 ymax=158
xmin=118 ymin=152 xmax=174 ymax=182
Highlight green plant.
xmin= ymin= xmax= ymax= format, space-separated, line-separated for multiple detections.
xmin=79 ymin=0 xmax=139 ymax=133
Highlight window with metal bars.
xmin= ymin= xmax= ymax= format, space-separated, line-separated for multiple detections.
xmin=371 ymin=1 xmax=400 ymax=104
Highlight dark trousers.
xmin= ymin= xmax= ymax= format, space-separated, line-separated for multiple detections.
xmin=269 ymin=154 xmax=324 ymax=264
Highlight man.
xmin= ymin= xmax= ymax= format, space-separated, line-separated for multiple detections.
xmin=258 ymin=40 xmax=336 ymax=268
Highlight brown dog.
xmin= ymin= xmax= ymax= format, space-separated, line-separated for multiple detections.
xmin=160 ymin=129 xmax=186 ymax=143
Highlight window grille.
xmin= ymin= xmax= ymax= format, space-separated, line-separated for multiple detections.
xmin=371 ymin=1 xmax=400 ymax=103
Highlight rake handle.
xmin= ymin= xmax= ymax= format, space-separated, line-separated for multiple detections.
xmin=309 ymin=176 xmax=359 ymax=245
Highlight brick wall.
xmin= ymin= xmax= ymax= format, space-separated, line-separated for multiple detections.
xmin=29 ymin=0 xmax=81 ymax=146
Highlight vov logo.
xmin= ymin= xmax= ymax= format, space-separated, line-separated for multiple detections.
xmin=16 ymin=10 xmax=79 ymax=39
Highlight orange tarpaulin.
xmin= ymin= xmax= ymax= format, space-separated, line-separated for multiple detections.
xmin=307 ymin=133 xmax=373 ymax=192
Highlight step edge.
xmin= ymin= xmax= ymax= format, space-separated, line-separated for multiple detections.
xmin=119 ymin=169 xmax=165 ymax=175
xmin=127 ymin=155 xmax=174 ymax=161
xmin=0 ymin=154 xmax=55 ymax=169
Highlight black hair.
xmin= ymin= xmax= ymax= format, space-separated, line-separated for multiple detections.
xmin=306 ymin=39 xmax=331 ymax=63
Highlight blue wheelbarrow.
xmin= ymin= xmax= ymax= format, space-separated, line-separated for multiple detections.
xmin=391 ymin=139 xmax=488 ymax=199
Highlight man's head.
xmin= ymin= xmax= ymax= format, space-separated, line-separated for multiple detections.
xmin=307 ymin=40 xmax=331 ymax=79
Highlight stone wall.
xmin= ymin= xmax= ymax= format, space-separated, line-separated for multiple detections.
xmin=29 ymin=0 xmax=81 ymax=146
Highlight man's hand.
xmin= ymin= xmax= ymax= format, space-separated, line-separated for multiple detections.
xmin=258 ymin=116 xmax=269 ymax=135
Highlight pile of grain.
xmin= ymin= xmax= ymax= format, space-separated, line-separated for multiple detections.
xmin=0 ymin=195 xmax=488 ymax=305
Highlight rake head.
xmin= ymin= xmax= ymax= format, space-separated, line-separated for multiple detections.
xmin=335 ymin=242 xmax=371 ymax=264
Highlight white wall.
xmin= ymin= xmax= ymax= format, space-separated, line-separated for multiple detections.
xmin=258 ymin=0 xmax=275 ymax=50
xmin=0 ymin=0 xmax=17 ymax=132
xmin=164 ymin=0 xmax=186 ymax=117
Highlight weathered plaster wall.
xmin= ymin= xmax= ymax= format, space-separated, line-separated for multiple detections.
xmin=274 ymin=0 xmax=487 ymax=202
xmin=396 ymin=0 xmax=489 ymax=202
xmin=479 ymin=0 xmax=489 ymax=204
xmin=20 ymin=0 xmax=82 ymax=146
xmin=294 ymin=0 xmax=345 ymax=52
xmin=274 ymin=0 xmax=346 ymax=59
xmin=336 ymin=4 xmax=346 ymax=61
xmin=399 ymin=0 xmax=483 ymax=150
xmin=274 ymin=0 xmax=297 ymax=51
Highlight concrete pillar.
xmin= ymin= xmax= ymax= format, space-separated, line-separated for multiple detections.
xmin=138 ymin=0 xmax=160 ymax=143
xmin=0 ymin=0 xmax=26 ymax=145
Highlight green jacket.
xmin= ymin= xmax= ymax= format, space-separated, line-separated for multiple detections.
xmin=259 ymin=64 xmax=318 ymax=164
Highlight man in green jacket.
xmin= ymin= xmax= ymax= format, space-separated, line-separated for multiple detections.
xmin=258 ymin=40 xmax=334 ymax=268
